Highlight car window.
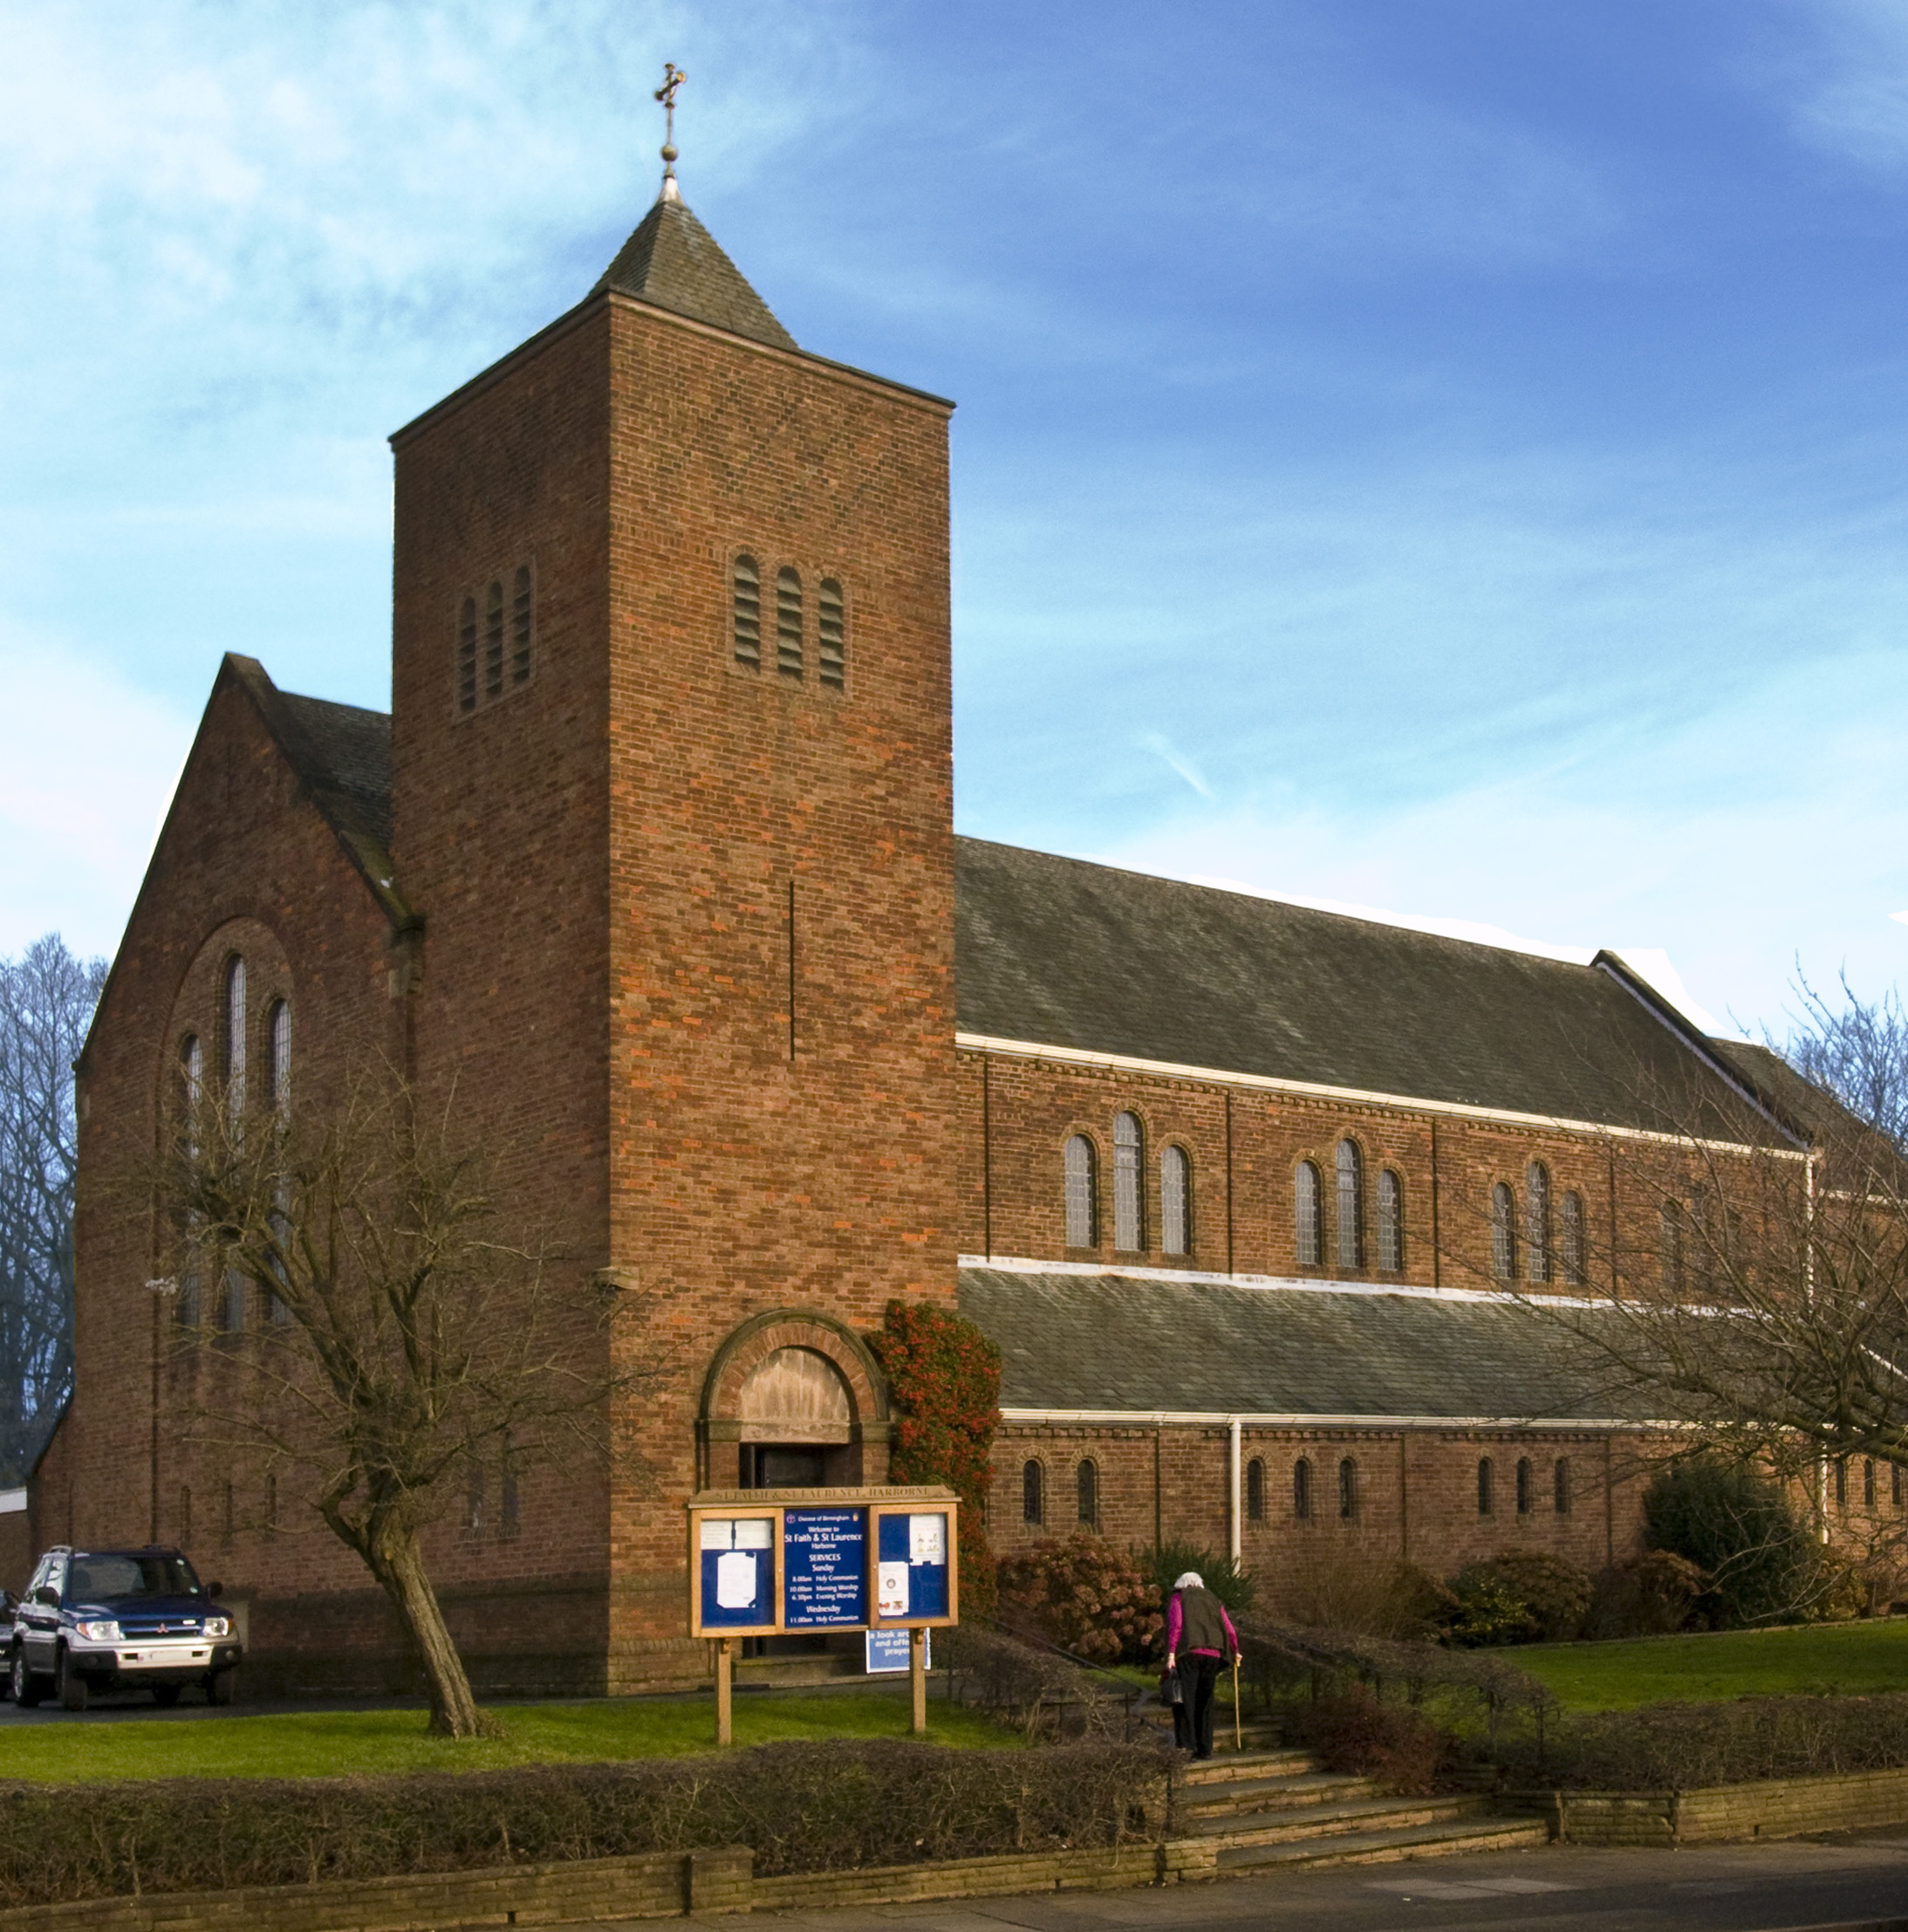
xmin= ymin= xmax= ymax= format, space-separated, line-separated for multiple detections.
xmin=67 ymin=1554 xmax=203 ymax=1601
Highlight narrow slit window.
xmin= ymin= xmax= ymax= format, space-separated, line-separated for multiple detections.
xmin=1376 ymin=1169 xmax=1403 ymax=1273
xmin=1293 ymin=1456 xmax=1312 ymax=1520
xmin=1336 ymin=1140 xmax=1364 ymax=1271
xmin=776 ymin=567 xmax=803 ymax=677
xmin=266 ymin=1000 xmax=291 ymax=1115
xmin=1477 ymin=1456 xmax=1494 ymax=1515
xmin=1112 ymin=1112 xmax=1144 ymax=1251
xmin=457 ymin=596 xmax=478 ymax=712
xmin=733 ymin=554 xmax=761 ymax=668
xmin=817 ymin=579 xmax=845 ymax=688
xmin=1064 ymin=1135 xmax=1098 ymax=1249
xmin=1491 ymin=1183 xmax=1516 ymax=1281
xmin=1865 ymin=1458 xmax=1877 ymax=1507
xmin=1022 ymin=1459 xmax=1044 ymax=1525
xmin=1526 ymin=1163 xmax=1551 ymax=1283
xmin=223 ymin=956 xmax=247 ymax=1114
xmin=502 ymin=1433 xmax=521 ymax=1537
xmin=484 ymin=580 xmax=505 ymax=699
xmin=1161 ymin=1145 xmax=1190 ymax=1256
xmin=1516 ymin=1456 xmax=1533 ymax=1514
xmin=1077 ymin=1458 xmax=1098 ymax=1526
xmin=1337 ymin=1457 xmax=1358 ymax=1519
xmin=1246 ymin=1456 xmax=1264 ymax=1522
xmin=1560 ymin=1191 xmax=1587 ymax=1286
xmin=1836 ymin=1457 xmax=1848 ymax=1507
xmin=1659 ymin=1202 xmax=1684 ymax=1293
xmin=1554 ymin=1456 xmax=1571 ymax=1514
xmin=510 ymin=565 xmax=532 ymax=683
xmin=221 ymin=1269 xmax=247 ymax=1333
xmin=1295 ymin=1161 xmax=1322 ymax=1267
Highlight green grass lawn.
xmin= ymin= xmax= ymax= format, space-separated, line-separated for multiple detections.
xmin=0 ymin=1689 xmax=1017 ymax=1784
xmin=1515 ymin=1618 xmax=1908 ymax=1710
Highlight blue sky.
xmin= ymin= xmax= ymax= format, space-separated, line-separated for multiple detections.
xmin=5 ymin=0 xmax=1908 ymax=1038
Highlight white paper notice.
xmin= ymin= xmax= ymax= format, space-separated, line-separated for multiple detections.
xmin=715 ymin=1550 xmax=757 ymax=1609
xmin=877 ymin=1560 xmax=909 ymax=1617
xmin=700 ymin=1519 xmax=735 ymax=1552
xmin=907 ymin=1513 xmax=945 ymax=1565
xmin=735 ymin=1518 xmax=774 ymax=1550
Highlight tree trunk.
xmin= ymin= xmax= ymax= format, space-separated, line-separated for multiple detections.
xmin=372 ymin=1524 xmax=499 ymax=1737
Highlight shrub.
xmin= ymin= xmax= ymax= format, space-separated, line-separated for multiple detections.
xmin=1272 ymin=1546 xmax=1454 ymax=1639
xmin=997 ymin=1535 xmax=1165 ymax=1663
xmin=1139 ymin=1541 xmax=1257 ymax=1620
xmin=1581 ymin=1551 xmax=1709 ymax=1639
xmin=1443 ymin=1551 xmax=1591 ymax=1646
xmin=1644 ymin=1456 xmax=1814 ymax=1627
xmin=1295 ymin=1689 xmax=1445 ymax=1794
xmin=0 ymin=1739 xmax=1172 ymax=1907
xmin=940 ymin=1625 xmax=1128 ymax=1739
xmin=1444 ymin=1568 xmax=1540 ymax=1648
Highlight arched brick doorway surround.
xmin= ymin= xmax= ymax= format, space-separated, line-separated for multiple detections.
xmin=698 ymin=1310 xmax=892 ymax=1490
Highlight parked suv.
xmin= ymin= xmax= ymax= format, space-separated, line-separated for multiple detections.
xmin=9 ymin=1546 xmax=241 ymax=1710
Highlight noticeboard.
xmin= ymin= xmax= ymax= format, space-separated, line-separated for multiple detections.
xmin=687 ymin=1485 xmax=959 ymax=1639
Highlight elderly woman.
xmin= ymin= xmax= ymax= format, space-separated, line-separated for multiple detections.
xmin=1164 ymin=1570 xmax=1239 ymax=1760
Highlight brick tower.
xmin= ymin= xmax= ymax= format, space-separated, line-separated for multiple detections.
xmin=389 ymin=167 xmax=960 ymax=1686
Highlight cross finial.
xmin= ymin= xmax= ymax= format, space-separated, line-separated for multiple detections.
xmin=655 ymin=62 xmax=686 ymax=201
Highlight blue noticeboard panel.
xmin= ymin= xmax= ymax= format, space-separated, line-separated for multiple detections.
xmin=698 ymin=1517 xmax=776 ymax=1629
xmin=865 ymin=1627 xmax=931 ymax=1673
xmin=783 ymin=1509 xmax=868 ymax=1627
xmin=876 ymin=1510 xmax=949 ymax=1620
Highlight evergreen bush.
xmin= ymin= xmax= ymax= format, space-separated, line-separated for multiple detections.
xmin=1644 ymin=1456 xmax=1815 ymax=1627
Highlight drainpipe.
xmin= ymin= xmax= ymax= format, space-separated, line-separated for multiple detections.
xmin=1228 ymin=1417 xmax=1242 ymax=1565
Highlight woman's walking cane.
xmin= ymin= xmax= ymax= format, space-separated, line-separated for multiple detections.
xmin=1232 ymin=1651 xmax=1241 ymax=1752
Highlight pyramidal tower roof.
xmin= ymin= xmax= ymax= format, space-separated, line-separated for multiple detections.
xmin=592 ymin=184 xmax=797 ymax=353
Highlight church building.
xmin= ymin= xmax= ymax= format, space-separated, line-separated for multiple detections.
xmin=47 ymin=158 xmax=1842 ymax=1692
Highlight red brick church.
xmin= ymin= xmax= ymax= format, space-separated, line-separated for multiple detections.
xmin=45 ymin=167 xmax=1839 ymax=1691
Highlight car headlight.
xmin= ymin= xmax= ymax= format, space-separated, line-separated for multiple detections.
xmin=73 ymin=1620 xmax=120 ymax=1642
xmin=202 ymin=1616 xmax=230 ymax=1639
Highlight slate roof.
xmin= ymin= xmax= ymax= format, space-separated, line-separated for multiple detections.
xmin=954 ymin=838 xmax=1776 ymax=1138
xmin=960 ymin=1266 xmax=1658 ymax=1423
xmin=593 ymin=194 xmax=797 ymax=352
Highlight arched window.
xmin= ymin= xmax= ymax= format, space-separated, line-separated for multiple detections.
xmin=1835 ymin=1457 xmax=1848 ymax=1507
xmin=457 ymin=595 xmax=478 ymax=711
xmin=1113 ymin=1112 xmax=1144 ymax=1251
xmin=1293 ymin=1456 xmax=1312 ymax=1520
xmin=223 ymin=956 xmax=247 ymax=1113
xmin=1022 ymin=1459 xmax=1044 ymax=1525
xmin=502 ymin=1433 xmax=521 ymax=1537
xmin=1554 ymin=1456 xmax=1571 ymax=1514
xmin=1895 ymin=1463 xmax=1905 ymax=1510
xmin=268 ymin=1177 xmax=292 ymax=1325
xmin=510 ymin=565 xmax=533 ymax=684
xmin=776 ymin=567 xmax=804 ymax=677
xmin=266 ymin=1000 xmax=291 ymax=1115
xmin=1515 ymin=1456 xmax=1533 ymax=1514
xmin=1526 ymin=1163 xmax=1551 ymax=1284
xmin=1077 ymin=1457 xmax=1098 ymax=1526
xmin=179 ymin=1033 xmax=203 ymax=1125
xmin=483 ymin=579 xmax=505 ymax=700
xmin=1477 ymin=1456 xmax=1494 ymax=1515
xmin=1490 ymin=1183 xmax=1515 ymax=1281
xmin=1659 ymin=1202 xmax=1684 ymax=1293
xmin=1337 ymin=1456 xmax=1358 ymax=1519
xmin=1559 ymin=1191 xmax=1586 ymax=1286
xmin=1295 ymin=1161 xmax=1322 ymax=1267
xmin=1064 ymin=1135 xmax=1098 ymax=1249
xmin=1865 ymin=1458 xmax=1877 ymax=1508
xmin=732 ymin=554 xmax=761 ymax=668
xmin=817 ymin=579 xmax=845 ymax=689
xmin=1246 ymin=1456 xmax=1264 ymax=1522
xmin=1336 ymin=1140 xmax=1364 ymax=1271
xmin=221 ymin=1267 xmax=247 ymax=1333
xmin=1161 ymin=1145 xmax=1191 ymax=1256
xmin=1376 ymin=1169 xmax=1403 ymax=1273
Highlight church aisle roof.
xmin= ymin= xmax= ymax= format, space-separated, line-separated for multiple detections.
xmin=960 ymin=1266 xmax=1657 ymax=1424
xmin=592 ymin=195 xmax=797 ymax=352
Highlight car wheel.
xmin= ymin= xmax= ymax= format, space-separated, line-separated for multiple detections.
xmin=11 ymin=1648 xmax=43 ymax=1709
xmin=205 ymin=1668 xmax=235 ymax=1707
xmin=152 ymin=1684 xmax=181 ymax=1708
xmin=55 ymin=1648 xmax=86 ymax=1713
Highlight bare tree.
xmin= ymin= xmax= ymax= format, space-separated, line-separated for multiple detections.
xmin=157 ymin=1070 xmax=653 ymax=1737
xmin=0 ymin=935 xmax=106 ymax=1482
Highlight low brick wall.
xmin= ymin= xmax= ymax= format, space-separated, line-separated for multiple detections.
xmin=1521 ymin=1764 xmax=1908 ymax=1846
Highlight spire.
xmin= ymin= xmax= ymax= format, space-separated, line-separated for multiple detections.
xmin=591 ymin=63 xmax=797 ymax=353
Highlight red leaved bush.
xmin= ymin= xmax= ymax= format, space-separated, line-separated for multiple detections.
xmin=997 ymin=1534 xmax=1165 ymax=1664
xmin=871 ymin=1300 xmax=1002 ymax=1616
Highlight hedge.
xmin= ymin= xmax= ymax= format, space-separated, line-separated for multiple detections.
xmin=0 ymin=1738 xmax=1171 ymax=1908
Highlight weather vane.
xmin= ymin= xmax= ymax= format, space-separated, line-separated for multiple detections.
xmin=656 ymin=62 xmax=686 ymax=197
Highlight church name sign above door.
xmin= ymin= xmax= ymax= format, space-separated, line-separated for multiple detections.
xmin=687 ymin=1484 xmax=960 ymax=1639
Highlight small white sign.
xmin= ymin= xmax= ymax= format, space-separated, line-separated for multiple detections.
xmin=876 ymin=1560 xmax=909 ymax=1617
xmin=908 ymin=1512 xmax=946 ymax=1565
xmin=715 ymin=1550 xmax=757 ymax=1609
xmin=734 ymin=1518 xmax=774 ymax=1549
xmin=701 ymin=1519 xmax=734 ymax=1552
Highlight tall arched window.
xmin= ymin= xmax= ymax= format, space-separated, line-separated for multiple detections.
xmin=1336 ymin=1140 xmax=1364 ymax=1271
xmin=1659 ymin=1202 xmax=1684 ymax=1292
xmin=1554 ymin=1456 xmax=1571 ymax=1514
xmin=1113 ymin=1112 xmax=1144 ymax=1251
xmin=1515 ymin=1456 xmax=1533 ymax=1514
xmin=223 ymin=956 xmax=247 ymax=1114
xmin=1490 ymin=1183 xmax=1515 ymax=1281
xmin=457 ymin=595 xmax=478 ymax=711
xmin=1559 ymin=1190 xmax=1586 ymax=1286
xmin=732 ymin=554 xmax=761 ymax=668
xmin=1295 ymin=1161 xmax=1323 ymax=1267
xmin=1865 ymin=1458 xmax=1877 ymax=1508
xmin=776 ymin=566 xmax=804 ymax=677
xmin=1064 ymin=1135 xmax=1098 ymax=1249
xmin=1293 ymin=1456 xmax=1312 ymax=1520
xmin=510 ymin=565 xmax=533 ymax=684
xmin=1077 ymin=1457 xmax=1098 ymax=1526
xmin=179 ymin=1033 xmax=203 ymax=1124
xmin=1022 ymin=1459 xmax=1044 ymax=1525
xmin=817 ymin=579 xmax=845 ymax=689
xmin=483 ymin=579 xmax=505 ymax=700
xmin=1376 ymin=1169 xmax=1403 ymax=1273
xmin=1477 ymin=1456 xmax=1494 ymax=1515
xmin=1337 ymin=1456 xmax=1358 ymax=1519
xmin=221 ymin=1267 xmax=247 ymax=1333
xmin=266 ymin=1000 xmax=291 ymax=1115
xmin=1246 ymin=1456 xmax=1264 ymax=1522
xmin=1526 ymin=1163 xmax=1551 ymax=1283
xmin=1160 ymin=1145 xmax=1191 ymax=1256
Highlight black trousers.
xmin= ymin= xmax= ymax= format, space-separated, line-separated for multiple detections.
xmin=1179 ymin=1652 xmax=1222 ymax=1757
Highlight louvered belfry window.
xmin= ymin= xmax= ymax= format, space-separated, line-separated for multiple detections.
xmin=1160 ymin=1145 xmax=1190 ymax=1256
xmin=1491 ymin=1183 xmax=1516 ymax=1280
xmin=511 ymin=566 xmax=533 ymax=684
xmin=455 ymin=567 xmax=534 ymax=714
xmin=1526 ymin=1162 xmax=1552 ymax=1283
xmin=1336 ymin=1140 xmax=1363 ymax=1271
xmin=484 ymin=580 xmax=505 ymax=699
xmin=733 ymin=554 xmax=761 ymax=667
xmin=1112 ymin=1112 xmax=1144 ymax=1251
xmin=1295 ymin=1161 xmax=1322 ymax=1266
xmin=817 ymin=579 xmax=845 ymax=688
xmin=1064 ymin=1135 xmax=1098 ymax=1248
xmin=776 ymin=567 xmax=804 ymax=677
xmin=1376 ymin=1168 xmax=1403 ymax=1272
